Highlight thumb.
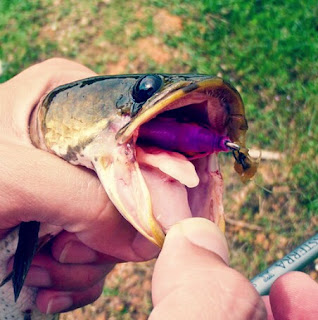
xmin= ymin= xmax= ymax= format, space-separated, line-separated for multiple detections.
xmin=150 ymin=218 xmax=266 ymax=320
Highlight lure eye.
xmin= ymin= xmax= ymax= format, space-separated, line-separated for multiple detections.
xmin=132 ymin=75 xmax=163 ymax=103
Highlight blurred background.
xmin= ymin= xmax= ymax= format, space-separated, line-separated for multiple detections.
xmin=1 ymin=0 xmax=317 ymax=319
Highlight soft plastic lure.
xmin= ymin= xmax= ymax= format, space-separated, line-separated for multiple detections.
xmin=138 ymin=117 xmax=231 ymax=154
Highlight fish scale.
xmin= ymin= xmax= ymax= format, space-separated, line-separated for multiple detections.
xmin=0 ymin=229 xmax=58 ymax=320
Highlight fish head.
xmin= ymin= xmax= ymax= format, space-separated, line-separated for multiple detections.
xmin=30 ymin=74 xmax=257 ymax=247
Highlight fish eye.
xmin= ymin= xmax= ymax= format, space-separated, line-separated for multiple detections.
xmin=132 ymin=75 xmax=163 ymax=103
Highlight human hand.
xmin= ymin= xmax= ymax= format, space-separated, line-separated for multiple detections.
xmin=0 ymin=58 xmax=159 ymax=313
xmin=151 ymin=218 xmax=318 ymax=320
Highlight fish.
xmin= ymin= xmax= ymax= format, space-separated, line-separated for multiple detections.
xmin=0 ymin=74 xmax=257 ymax=319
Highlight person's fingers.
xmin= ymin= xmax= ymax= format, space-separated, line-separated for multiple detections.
xmin=0 ymin=58 xmax=106 ymax=235
xmin=36 ymin=278 xmax=105 ymax=314
xmin=51 ymin=232 xmax=100 ymax=264
xmin=150 ymin=218 xmax=266 ymax=320
xmin=8 ymin=251 xmax=113 ymax=291
xmin=262 ymin=296 xmax=274 ymax=320
xmin=269 ymin=271 xmax=318 ymax=320
xmin=50 ymin=231 xmax=159 ymax=264
xmin=50 ymin=231 xmax=120 ymax=264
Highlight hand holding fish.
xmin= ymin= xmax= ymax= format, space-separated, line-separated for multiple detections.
xmin=0 ymin=59 xmax=159 ymax=317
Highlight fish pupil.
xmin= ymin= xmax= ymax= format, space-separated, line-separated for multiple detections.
xmin=132 ymin=75 xmax=162 ymax=104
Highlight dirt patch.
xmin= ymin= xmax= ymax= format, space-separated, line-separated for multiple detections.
xmin=106 ymin=57 xmax=130 ymax=74
xmin=153 ymin=9 xmax=183 ymax=35
xmin=135 ymin=36 xmax=171 ymax=64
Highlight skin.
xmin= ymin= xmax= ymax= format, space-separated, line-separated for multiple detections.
xmin=1 ymin=59 xmax=317 ymax=317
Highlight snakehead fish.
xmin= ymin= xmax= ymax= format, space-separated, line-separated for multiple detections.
xmin=0 ymin=74 xmax=257 ymax=319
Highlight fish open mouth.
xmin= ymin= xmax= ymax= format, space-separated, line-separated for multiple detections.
xmin=30 ymin=75 xmax=256 ymax=248
xmin=114 ymin=78 xmax=250 ymax=246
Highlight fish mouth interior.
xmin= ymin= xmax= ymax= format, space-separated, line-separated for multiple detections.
xmin=137 ymin=97 xmax=228 ymax=155
xmin=134 ymin=91 xmax=230 ymax=232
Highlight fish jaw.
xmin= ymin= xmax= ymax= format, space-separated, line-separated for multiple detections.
xmin=85 ymin=137 xmax=165 ymax=247
xmin=32 ymin=105 xmax=225 ymax=248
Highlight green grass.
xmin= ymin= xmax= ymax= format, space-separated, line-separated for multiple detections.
xmin=1 ymin=0 xmax=317 ymax=292
xmin=0 ymin=0 xmax=55 ymax=82
xmin=103 ymin=287 xmax=120 ymax=297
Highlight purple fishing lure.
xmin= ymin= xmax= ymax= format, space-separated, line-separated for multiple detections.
xmin=138 ymin=117 xmax=231 ymax=155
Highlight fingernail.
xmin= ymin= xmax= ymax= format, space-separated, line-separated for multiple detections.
xmin=25 ymin=266 xmax=52 ymax=287
xmin=46 ymin=295 xmax=73 ymax=314
xmin=176 ymin=218 xmax=229 ymax=264
xmin=59 ymin=241 xmax=97 ymax=263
